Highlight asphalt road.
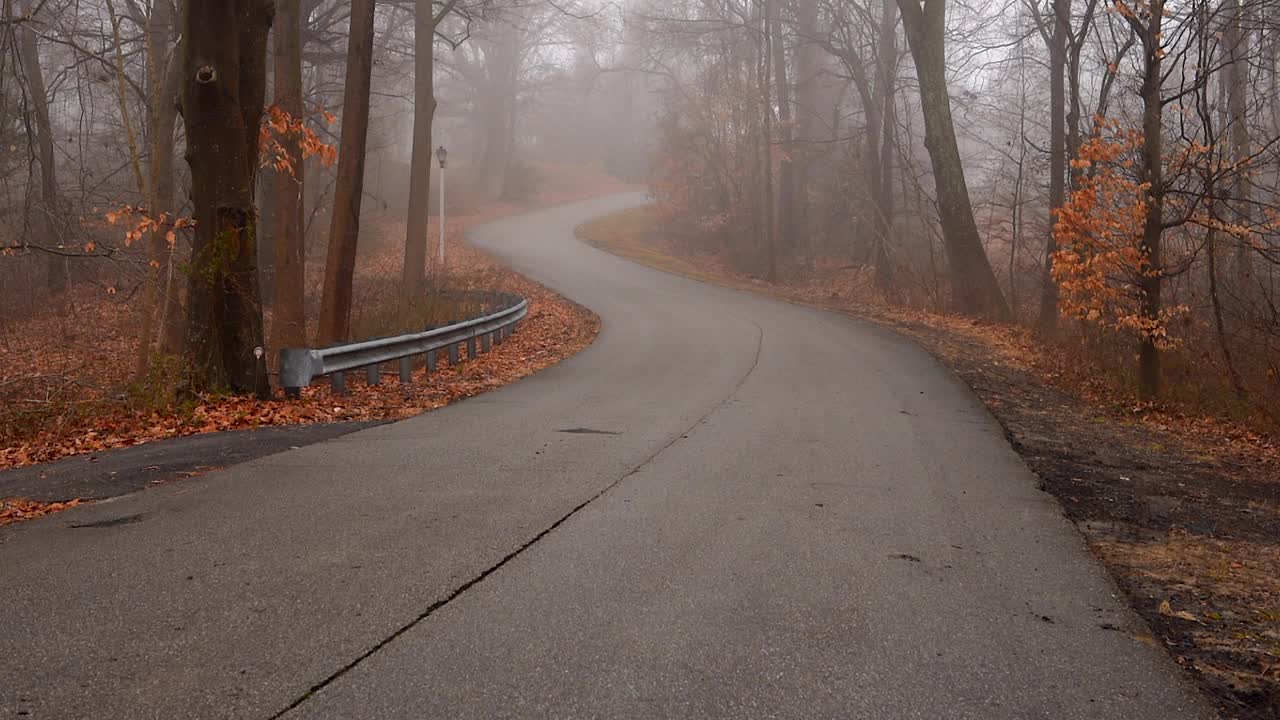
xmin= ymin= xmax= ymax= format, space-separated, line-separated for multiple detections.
xmin=0 ymin=193 xmax=1211 ymax=719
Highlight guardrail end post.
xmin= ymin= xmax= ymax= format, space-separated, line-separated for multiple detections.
xmin=279 ymin=348 xmax=316 ymax=399
xmin=426 ymin=349 xmax=437 ymax=372
xmin=398 ymin=357 xmax=413 ymax=383
xmin=332 ymin=371 xmax=347 ymax=395
xmin=366 ymin=365 xmax=381 ymax=386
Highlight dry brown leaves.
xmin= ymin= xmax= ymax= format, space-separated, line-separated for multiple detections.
xmin=1093 ymin=533 xmax=1280 ymax=702
xmin=0 ymin=252 xmax=598 ymax=470
xmin=0 ymin=497 xmax=86 ymax=527
xmin=0 ymin=165 xmax=630 ymax=473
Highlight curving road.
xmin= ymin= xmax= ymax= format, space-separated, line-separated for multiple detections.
xmin=1 ymin=194 xmax=1210 ymax=719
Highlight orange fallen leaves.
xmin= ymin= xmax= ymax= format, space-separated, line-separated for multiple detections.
xmin=1 ymin=165 xmax=626 ymax=473
xmin=0 ymin=498 xmax=86 ymax=526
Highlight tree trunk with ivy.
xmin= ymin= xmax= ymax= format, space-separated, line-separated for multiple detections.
xmin=181 ymin=0 xmax=274 ymax=397
xmin=1132 ymin=2 xmax=1165 ymax=400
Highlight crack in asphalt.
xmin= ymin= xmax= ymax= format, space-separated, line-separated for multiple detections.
xmin=268 ymin=320 xmax=765 ymax=719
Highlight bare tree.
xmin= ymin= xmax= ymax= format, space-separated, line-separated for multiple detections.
xmin=401 ymin=0 xmax=461 ymax=301
xmin=16 ymin=0 xmax=63 ymax=303
xmin=897 ymin=0 xmax=1009 ymax=319
xmin=318 ymin=0 xmax=377 ymax=345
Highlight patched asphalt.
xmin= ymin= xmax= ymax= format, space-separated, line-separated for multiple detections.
xmin=0 ymin=421 xmax=383 ymax=502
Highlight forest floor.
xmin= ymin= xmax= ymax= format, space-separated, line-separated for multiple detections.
xmin=578 ymin=206 xmax=1280 ymax=720
xmin=0 ymin=165 xmax=637 ymax=522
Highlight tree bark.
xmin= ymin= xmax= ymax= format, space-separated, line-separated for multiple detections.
xmin=271 ymin=0 xmax=307 ymax=350
xmin=873 ymin=0 xmax=899 ymax=292
xmin=761 ymin=0 xmax=778 ymax=281
xmin=897 ymin=0 xmax=1009 ymax=319
xmin=1223 ymin=0 xmax=1253 ymax=280
xmin=17 ymin=0 xmax=64 ymax=302
xmin=1130 ymin=1 xmax=1165 ymax=400
xmin=317 ymin=0 xmax=377 ymax=345
xmin=401 ymin=0 xmax=439 ymax=301
xmin=136 ymin=0 xmax=185 ymax=380
xmin=792 ymin=0 xmax=821 ymax=252
xmin=1038 ymin=0 xmax=1069 ymax=334
xmin=770 ymin=0 xmax=796 ymax=254
xmin=475 ymin=22 xmax=520 ymax=200
xmin=181 ymin=0 xmax=274 ymax=397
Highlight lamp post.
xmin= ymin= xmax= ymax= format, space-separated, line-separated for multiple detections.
xmin=436 ymin=145 xmax=448 ymax=268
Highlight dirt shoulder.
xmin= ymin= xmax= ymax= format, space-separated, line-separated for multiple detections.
xmin=578 ymin=206 xmax=1280 ymax=720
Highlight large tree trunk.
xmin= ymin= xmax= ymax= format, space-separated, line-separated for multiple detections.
xmin=873 ymin=0 xmax=899 ymax=292
xmin=1133 ymin=3 xmax=1165 ymax=400
xmin=271 ymin=0 xmax=307 ymax=350
xmin=401 ymin=0 xmax=438 ymax=300
xmin=1223 ymin=0 xmax=1253 ymax=281
xmin=760 ymin=0 xmax=778 ymax=281
xmin=1038 ymin=0 xmax=1070 ymax=333
xmin=475 ymin=22 xmax=520 ymax=200
xmin=769 ymin=0 xmax=795 ymax=255
xmin=136 ymin=0 xmax=185 ymax=380
xmin=317 ymin=0 xmax=377 ymax=345
xmin=792 ymin=0 xmax=821 ymax=252
xmin=897 ymin=0 xmax=1009 ymax=320
xmin=181 ymin=0 xmax=274 ymax=397
xmin=17 ymin=0 xmax=64 ymax=303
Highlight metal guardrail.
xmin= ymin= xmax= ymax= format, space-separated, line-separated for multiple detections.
xmin=278 ymin=291 xmax=528 ymax=397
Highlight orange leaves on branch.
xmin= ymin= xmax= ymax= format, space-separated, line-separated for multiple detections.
xmin=104 ymin=206 xmax=196 ymax=248
xmin=259 ymin=104 xmax=338 ymax=180
xmin=1052 ymin=121 xmax=1187 ymax=348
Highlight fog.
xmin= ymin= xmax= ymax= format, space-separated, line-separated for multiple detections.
xmin=4 ymin=3 xmax=1280 ymax=716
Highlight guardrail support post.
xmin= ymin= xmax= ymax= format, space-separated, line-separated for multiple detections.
xmin=481 ymin=333 xmax=492 ymax=353
xmin=467 ymin=336 xmax=478 ymax=359
xmin=366 ymin=365 xmax=380 ymax=386
xmin=448 ymin=343 xmax=460 ymax=365
xmin=426 ymin=349 xmax=437 ymax=372
xmin=332 ymin=371 xmax=346 ymax=394
xmin=398 ymin=357 xmax=413 ymax=383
